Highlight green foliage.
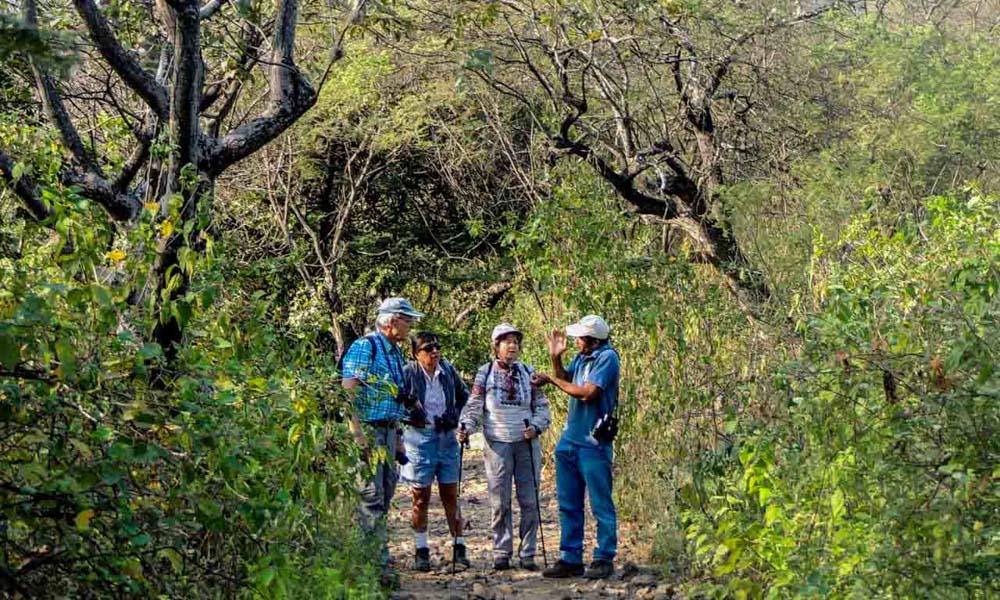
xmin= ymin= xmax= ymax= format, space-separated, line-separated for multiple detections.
xmin=726 ymin=19 xmax=1000 ymax=300
xmin=681 ymin=194 xmax=1000 ymax=598
xmin=0 ymin=185 xmax=382 ymax=596
xmin=4 ymin=2 xmax=1000 ymax=597
xmin=0 ymin=12 xmax=76 ymax=76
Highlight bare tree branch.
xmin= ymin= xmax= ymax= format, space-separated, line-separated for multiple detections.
xmin=203 ymin=0 xmax=317 ymax=175
xmin=113 ymin=130 xmax=153 ymax=193
xmin=23 ymin=0 xmax=100 ymax=174
xmin=199 ymin=0 xmax=228 ymax=19
xmin=453 ymin=281 xmax=514 ymax=326
xmin=73 ymin=0 xmax=170 ymax=119
xmin=0 ymin=148 xmax=48 ymax=221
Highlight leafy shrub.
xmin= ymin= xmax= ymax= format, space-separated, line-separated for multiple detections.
xmin=681 ymin=193 xmax=1000 ymax=598
xmin=0 ymin=187 xmax=381 ymax=597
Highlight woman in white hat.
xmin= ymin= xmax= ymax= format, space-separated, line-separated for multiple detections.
xmin=458 ymin=323 xmax=551 ymax=571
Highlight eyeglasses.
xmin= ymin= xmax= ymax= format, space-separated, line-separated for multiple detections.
xmin=417 ymin=343 xmax=441 ymax=352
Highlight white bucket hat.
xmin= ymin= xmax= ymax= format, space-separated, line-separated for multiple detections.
xmin=565 ymin=315 xmax=610 ymax=340
xmin=491 ymin=323 xmax=523 ymax=343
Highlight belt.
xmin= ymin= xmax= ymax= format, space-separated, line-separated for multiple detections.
xmin=366 ymin=419 xmax=399 ymax=429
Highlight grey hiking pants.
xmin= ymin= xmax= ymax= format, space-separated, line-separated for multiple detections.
xmin=484 ymin=437 xmax=541 ymax=560
xmin=357 ymin=424 xmax=399 ymax=563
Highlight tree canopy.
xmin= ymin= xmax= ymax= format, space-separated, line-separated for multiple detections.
xmin=1 ymin=0 xmax=998 ymax=597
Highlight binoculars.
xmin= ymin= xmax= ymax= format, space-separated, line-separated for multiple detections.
xmin=433 ymin=411 xmax=459 ymax=433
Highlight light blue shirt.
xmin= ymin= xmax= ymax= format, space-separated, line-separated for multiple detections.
xmin=562 ymin=342 xmax=620 ymax=446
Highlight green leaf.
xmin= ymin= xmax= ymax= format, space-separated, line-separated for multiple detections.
xmin=108 ymin=440 xmax=134 ymax=461
xmin=200 ymin=286 xmax=217 ymax=309
xmin=138 ymin=343 xmax=163 ymax=359
xmin=171 ymin=300 xmax=193 ymax=328
xmin=831 ymin=489 xmax=846 ymax=520
xmin=54 ymin=338 xmax=76 ymax=380
xmin=765 ymin=504 xmax=781 ymax=526
xmin=75 ymin=509 xmax=95 ymax=531
xmin=256 ymin=566 xmax=277 ymax=587
xmin=94 ymin=426 xmax=115 ymax=441
xmin=157 ymin=548 xmax=183 ymax=574
xmin=100 ymin=468 xmax=125 ymax=485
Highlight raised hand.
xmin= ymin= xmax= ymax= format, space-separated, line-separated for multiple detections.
xmin=546 ymin=328 xmax=568 ymax=357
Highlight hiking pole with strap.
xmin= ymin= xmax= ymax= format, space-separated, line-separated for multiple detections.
xmin=453 ymin=423 xmax=470 ymax=575
xmin=523 ymin=418 xmax=548 ymax=568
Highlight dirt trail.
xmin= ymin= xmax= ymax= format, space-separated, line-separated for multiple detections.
xmin=388 ymin=439 xmax=675 ymax=599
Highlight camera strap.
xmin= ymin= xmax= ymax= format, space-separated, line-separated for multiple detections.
xmin=583 ymin=347 xmax=621 ymax=421
xmin=372 ymin=333 xmax=405 ymax=389
xmin=609 ymin=348 xmax=621 ymax=421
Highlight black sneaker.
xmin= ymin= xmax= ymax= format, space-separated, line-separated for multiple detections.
xmin=493 ymin=556 xmax=512 ymax=571
xmin=414 ymin=547 xmax=431 ymax=572
xmin=542 ymin=559 xmax=585 ymax=578
xmin=519 ymin=557 xmax=538 ymax=571
xmin=583 ymin=559 xmax=614 ymax=579
xmin=453 ymin=544 xmax=470 ymax=568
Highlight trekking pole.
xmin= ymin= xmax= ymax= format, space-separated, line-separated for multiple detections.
xmin=453 ymin=424 xmax=470 ymax=575
xmin=523 ymin=418 xmax=548 ymax=568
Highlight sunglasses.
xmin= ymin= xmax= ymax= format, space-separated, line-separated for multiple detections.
xmin=417 ymin=343 xmax=441 ymax=352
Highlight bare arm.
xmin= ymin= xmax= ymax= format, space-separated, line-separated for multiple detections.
xmin=546 ymin=376 xmax=602 ymax=403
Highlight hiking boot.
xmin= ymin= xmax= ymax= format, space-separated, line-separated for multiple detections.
xmin=414 ymin=547 xmax=431 ymax=572
xmin=519 ymin=557 xmax=538 ymax=571
xmin=583 ymin=559 xmax=614 ymax=580
xmin=453 ymin=544 xmax=470 ymax=568
xmin=493 ymin=556 xmax=512 ymax=571
xmin=542 ymin=560 xmax=585 ymax=578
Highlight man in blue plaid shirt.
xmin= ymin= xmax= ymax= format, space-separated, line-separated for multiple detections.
xmin=342 ymin=297 xmax=425 ymax=569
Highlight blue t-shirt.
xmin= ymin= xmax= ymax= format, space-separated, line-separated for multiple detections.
xmin=561 ymin=342 xmax=620 ymax=446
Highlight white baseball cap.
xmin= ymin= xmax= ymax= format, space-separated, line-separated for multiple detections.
xmin=565 ymin=315 xmax=610 ymax=340
xmin=491 ymin=323 xmax=523 ymax=343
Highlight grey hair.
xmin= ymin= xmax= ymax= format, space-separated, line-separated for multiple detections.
xmin=375 ymin=312 xmax=395 ymax=328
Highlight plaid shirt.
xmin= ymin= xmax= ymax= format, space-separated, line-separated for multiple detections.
xmin=342 ymin=331 xmax=408 ymax=423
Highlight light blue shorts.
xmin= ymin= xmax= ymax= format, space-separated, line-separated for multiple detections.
xmin=400 ymin=426 xmax=461 ymax=488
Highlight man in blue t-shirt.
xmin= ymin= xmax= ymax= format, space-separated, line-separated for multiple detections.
xmin=532 ymin=315 xmax=620 ymax=580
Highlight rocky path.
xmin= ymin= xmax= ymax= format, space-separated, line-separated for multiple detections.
xmin=388 ymin=439 xmax=675 ymax=599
